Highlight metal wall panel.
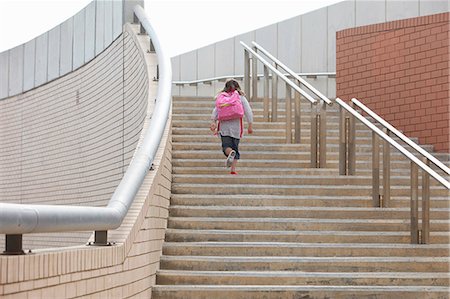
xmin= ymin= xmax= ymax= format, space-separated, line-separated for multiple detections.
xmin=387 ymin=0 xmax=419 ymax=21
xmin=355 ymin=0 xmax=386 ymax=26
xmin=23 ymin=39 xmax=36 ymax=92
xmin=60 ymin=18 xmax=74 ymax=76
xmin=234 ymin=31 xmax=255 ymax=78
xmin=112 ymin=0 xmax=123 ymax=39
xmin=85 ymin=1 xmax=96 ymax=63
xmin=73 ymin=9 xmax=85 ymax=70
xmin=35 ymin=32 xmax=48 ymax=87
xmin=179 ymin=51 xmax=197 ymax=96
xmin=419 ymin=0 xmax=449 ymax=16
xmin=104 ymin=0 xmax=113 ymax=47
xmin=8 ymin=45 xmax=24 ymax=96
xmin=171 ymin=56 xmax=180 ymax=96
xmin=278 ymin=16 xmax=301 ymax=73
xmin=197 ymin=45 xmax=215 ymax=97
xmin=0 ymin=51 xmax=8 ymax=98
xmin=95 ymin=0 xmax=105 ymax=55
xmin=47 ymin=25 xmax=61 ymax=81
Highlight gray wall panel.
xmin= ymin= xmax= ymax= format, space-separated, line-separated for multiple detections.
xmin=73 ymin=9 xmax=85 ymax=70
xmin=179 ymin=51 xmax=197 ymax=96
xmin=8 ymin=45 xmax=24 ymax=96
xmin=197 ymin=45 xmax=215 ymax=97
xmin=215 ymin=38 xmax=234 ymax=76
xmin=85 ymin=1 xmax=96 ymax=63
xmin=23 ymin=39 xmax=36 ymax=91
xmin=95 ymin=0 xmax=105 ymax=55
xmin=419 ymin=0 xmax=449 ymax=15
xmin=35 ymin=33 xmax=48 ymax=87
xmin=328 ymin=0 xmax=356 ymax=72
xmin=113 ymin=0 xmax=123 ymax=39
xmin=47 ymin=26 xmax=61 ymax=81
xmin=0 ymin=51 xmax=8 ymax=98
xmin=234 ymin=31 xmax=255 ymax=78
xmin=355 ymin=0 xmax=386 ymax=26
xmin=171 ymin=56 xmax=180 ymax=96
xmin=387 ymin=0 xmax=419 ymax=21
xmin=255 ymin=24 xmax=277 ymax=72
xmin=60 ymin=18 xmax=74 ymax=76
xmin=278 ymin=16 xmax=301 ymax=73
xmin=104 ymin=0 xmax=113 ymax=47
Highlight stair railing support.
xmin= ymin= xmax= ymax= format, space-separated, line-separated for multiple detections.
xmin=311 ymin=103 xmax=318 ymax=168
xmin=319 ymin=100 xmax=327 ymax=168
xmin=348 ymin=102 xmax=356 ymax=175
xmin=372 ymin=131 xmax=380 ymax=207
xmin=285 ymin=83 xmax=292 ymax=143
xmin=244 ymin=50 xmax=250 ymax=97
xmin=421 ymin=157 xmax=430 ymax=244
xmin=339 ymin=106 xmax=347 ymax=175
xmin=410 ymin=162 xmax=419 ymax=244
xmin=271 ymin=63 xmax=278 ymax=122
xmin=251 ymin=46 xmax=258 ymax=102
xmin=263 ymin=65 xmax=270 ymax=122
xmin=382 ymin=128 xmax=391 ymax=207
xmin=294 ymin=79 xmax=301 ymax=143
xmin=3 ymin=234 xmax=24 ymax=255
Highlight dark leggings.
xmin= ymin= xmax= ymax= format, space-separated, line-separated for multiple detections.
xmin=220 ymin=135 xmax=240 ymax=159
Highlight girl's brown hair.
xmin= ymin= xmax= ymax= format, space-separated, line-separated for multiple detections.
xmin=221 ymin=79 xmax=245 ymax=96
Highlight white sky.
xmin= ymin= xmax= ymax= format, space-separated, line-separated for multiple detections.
xmin=0 ymin=0 xmax=342 ymax=57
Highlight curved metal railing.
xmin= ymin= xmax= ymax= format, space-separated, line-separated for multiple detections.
xmin=0 ymin=5 xmax=172 ymax=253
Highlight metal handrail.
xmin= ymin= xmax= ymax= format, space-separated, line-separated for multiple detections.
xmin=252 ymin=41 xmax=332 ymax=105
xmin=0 ymin=5 xmax=172 ymax=243
xmin=351 ymin=98 xmax=450 ymax=176
xmin=172 ymin=72 xmax=336 ymax=86
xmin=336 ymin=98 xmax=450 ymax=189
xmin=240 ymin=41 xmax=317 ymax=105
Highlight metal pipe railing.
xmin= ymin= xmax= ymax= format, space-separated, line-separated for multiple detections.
xmin=0 ymin=5 xmax=172 ymax=254
xmin=352 ymin=98 xmax=450 ymax=176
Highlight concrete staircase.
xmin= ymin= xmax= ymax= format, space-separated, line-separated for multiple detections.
xmin=152 ymin=96 xmax=450 ymax=298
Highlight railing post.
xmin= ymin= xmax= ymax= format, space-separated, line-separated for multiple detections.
xmin=251 ymin=46 xmax=258 ymax=102
xmin=339 ymin=106 xmax=347 ymax=175
xmin=94 ymin=230 xmax=108 ymax=246
xmin=271 ymin=64 xmax=278 ymax=122
xmin=244 ymin=50 xmax=250 ymax=97
xmin=372 ymin=131 xmax=380 ymax=207
xmin=263 ymin=65 xmax=270 ymax=122
xmin=311 ymin=103 xmax=318 ymax=168
xmin=319 ymin=100 xmax=327 ymax=168
xmin=348 ymin=102 xmax=356 ymax=175
xmin=294 ymin=79 xmax=301 ymax=143
xmin=3 ymin=234 xmax=24 ymax=255
xmin=410 ymin=162 xmax=419 ymax=244
xmin=285 ymin=83 xmax=292 ymax=143
xmin=382 ymin=128 xmax=391 ymax=207
xmin=421 ymin=157 xmax=430 ymax=244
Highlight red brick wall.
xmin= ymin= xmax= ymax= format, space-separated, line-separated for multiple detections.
xmin=336 ymin=13 xmax=449 ymax=153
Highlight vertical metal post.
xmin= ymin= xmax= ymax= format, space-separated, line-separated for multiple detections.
xmin=263 ymin=65 xmax=270 ymax=122
xmin=319 ymin=100 xmax=327 ymax=168
xmin=311 ymin=103 xmax=318 ymax=168
xmin=244 ymin=50 xmax=250 ymax=97
xmin=94 ymin=230 xmax=108 ymax=245
xmin=372 ymin=132 xmax=380 ymax=207
xmin=251 ymin=46 xmax=258 ymax=102
xmin=382 ymin=128 xmax=391 ymax=207
xmin=4 ymin=234 xmax=24 ymax=255
xmin=339 ymin=107 xmax=347 ymax=175
xmin=348 ymin=103 xmax=356 ymax=175
xmin=294 ymin=80 xmax=301 ymax=143
xmin=421 ymin=157 xmax=430 ymax=244
xmin=285 ymin=83 xmax=292 ymax=143
xmin=410 ymin=162 xmax=419 ymax=244
xmin=271 ymin=65 xmax=278 ymax=122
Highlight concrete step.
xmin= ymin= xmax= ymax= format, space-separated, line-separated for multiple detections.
xmin=170 ymin=194 xmax=450 ymax=209
xmin=167 ymin=217 xmax=450 ymax=232
xmin=152 ymin=285 xmax=449 ymax=299
xmin=155 ymin=270 xmax=450 ymax=286
xmin=152 ymin=285 xmax=448 ymax=299
xmin=164 ymin=229 xmax=450 ymax=244
xmin=172 ymin=183 xmax=450 ymax=197
xmin=168 ymin=205 xmax=450 ymax=220
xmin=162 ymin=242 xmax=450 ymax=257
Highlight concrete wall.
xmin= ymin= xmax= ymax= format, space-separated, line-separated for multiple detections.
xmin=0 ymin=22 xmax=172 ymax=298
xmin=337 ymin=12 xmax=449 ymax=153
xmin=0 ymin=24 xmax=148 ymax=249
xmin=171 ymin=0 xmax=449 ymax=100
xmin=0 ymin=0 xmax=144 ymax=100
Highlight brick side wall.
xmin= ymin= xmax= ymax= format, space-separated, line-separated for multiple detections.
xmin=0 ymin=27 xmax=148 ymax=249
xmin=336 ymin=12 xmax=449 ymax=152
